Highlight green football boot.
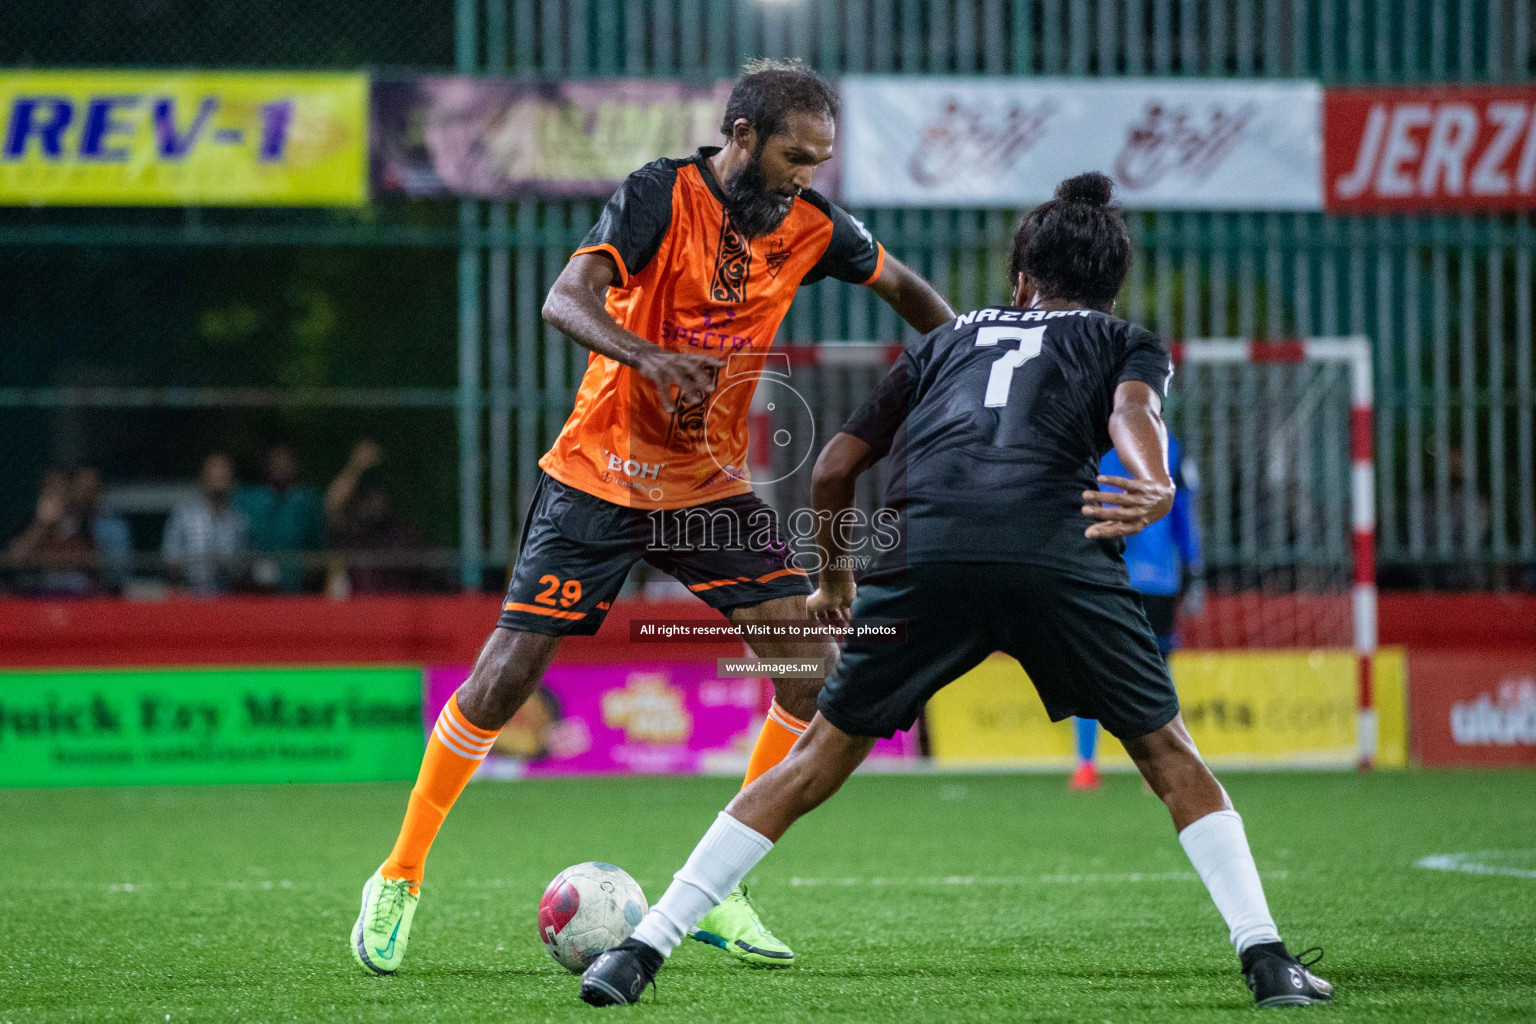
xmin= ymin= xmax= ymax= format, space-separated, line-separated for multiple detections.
xmin=689 ymin=881 xmax=795 ymax=967
xmin=352 ymin=868 xmax=420 ymax=975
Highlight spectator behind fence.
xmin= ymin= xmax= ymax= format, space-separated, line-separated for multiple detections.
xmin=5 ymin=467 xmax=131 ymax=596
xmin=69 ymin=467 xmax=133 ymax=594
xmin=162 ymin=453 xmax=248 ymax=596
xmin=235 ymin=444 xmax=326 ymax=593
xmin=325 ymin=440 xmax=436 ymax=594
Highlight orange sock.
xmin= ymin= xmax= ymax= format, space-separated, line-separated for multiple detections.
xmin=741 ymin=701 xmax=809 ymax=787
xmin=381 ymin=694 xmax=499 ymax=889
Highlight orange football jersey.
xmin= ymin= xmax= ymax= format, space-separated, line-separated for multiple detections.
xmin=538 ymin=146 xmax=885 ymax=509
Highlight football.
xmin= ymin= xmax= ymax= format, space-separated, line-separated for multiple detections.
xmin=538 ymin=862 xmax=648 ymax=973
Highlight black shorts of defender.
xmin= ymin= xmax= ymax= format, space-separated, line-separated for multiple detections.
xmin=1139 ymin=593 xmax=1178 ymax=639
xmin=498 ymin=473 xmax=812 ymax=636
xmin=818 ymin=561 xmax=1181 ymax=742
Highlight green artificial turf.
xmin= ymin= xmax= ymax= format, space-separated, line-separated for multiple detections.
xmin=2 ymin=770 xmax=1533 ymax=1022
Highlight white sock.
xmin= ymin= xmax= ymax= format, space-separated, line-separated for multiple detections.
xmin=631 ymin=812 xmax=773 ymax=957
xmin=1178 ymin=809 xmax=1283 ymax=954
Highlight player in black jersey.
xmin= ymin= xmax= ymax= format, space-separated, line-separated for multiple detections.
xmin=581 ymin=174 xmax=1333 ymax=1010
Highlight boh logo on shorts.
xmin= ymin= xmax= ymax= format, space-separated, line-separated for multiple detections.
xmin=601 ymin=673 xmax=692 ymax=746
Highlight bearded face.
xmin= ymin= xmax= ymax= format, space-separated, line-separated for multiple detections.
xmin=722 ymin=140 xmax=797 ymax=239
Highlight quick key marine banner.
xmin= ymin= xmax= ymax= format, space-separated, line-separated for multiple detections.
xmin=0 ymin=667 xmax=422 ymax=787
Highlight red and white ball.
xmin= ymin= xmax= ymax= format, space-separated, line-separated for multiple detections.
xmin=537 ymin=862 xmax=648 ymax=973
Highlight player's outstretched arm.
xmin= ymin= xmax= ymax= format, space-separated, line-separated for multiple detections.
xmin=807 ymin=432 xmax=878 ymax=622
xmin=541 ymin=253 xmax=721 ymax=413
xmin=1083 ymin=380 xmax=1176 ymax=539
xmin=866 ymin=255 xmax=955 ymax=334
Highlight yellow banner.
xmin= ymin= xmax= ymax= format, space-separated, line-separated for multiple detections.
xmin=0 ymin=72 xmax=366 ymax=206
xmin=927 ymin=649 xmax=1407 ymax=769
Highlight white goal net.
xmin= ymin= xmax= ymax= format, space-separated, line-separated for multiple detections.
xmin=1168 ymin=338 xmax=1378 ymax=765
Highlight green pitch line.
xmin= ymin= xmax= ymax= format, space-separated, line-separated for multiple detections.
xmin=1 ymin=771 xmax=1533 ymax=1023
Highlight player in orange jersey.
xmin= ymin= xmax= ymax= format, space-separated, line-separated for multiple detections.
xmin=352 ymin=59 xmax=954 ymax=976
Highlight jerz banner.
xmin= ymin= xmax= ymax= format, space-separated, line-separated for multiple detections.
xmin=840 ymin=76 xmax=1322 ymax=210
xmin=0 ymin=71 xmax=367 ymax=206
xmin=1325 ymin=86 xmax=1536 ymax=212
xmin=425 ymin=663 xmax=915 ymax=777
xmin=372 ymin=78 xmax=734 ymax=198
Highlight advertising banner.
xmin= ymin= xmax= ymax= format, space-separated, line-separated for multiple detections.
xmin=840 ymin=76 xmax=1322 ymax=210
xmin=372 ymin=78 xmax=733 ymax=199
xmin=0 ymin=667 xmax=422 ymax=787
xmin=0 ymin=71 xmax=368 ymax=207
xmin=926 ymin=650 xmax=1407 ymax=769
xmin=1409 ymin=651 xmax=1536 ymax=767
xmin=425 ymin=663 xmax=916 ymax=777
xmin=1324 ymin=86 xmax=1536 ymax=212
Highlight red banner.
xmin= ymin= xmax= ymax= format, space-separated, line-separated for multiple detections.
xmin=1410 ymin=651 xmax=1536 ymax=767
xmin=1324 ymin=86 xmax=1536 ymax=212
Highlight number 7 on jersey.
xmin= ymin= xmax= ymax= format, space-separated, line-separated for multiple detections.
xmin=974 ymin=325 xmax=1046 ymax=407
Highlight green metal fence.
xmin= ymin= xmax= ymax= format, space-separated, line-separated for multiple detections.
xmin=2 ymin=0 xmax=1534 ymax=591
xmin=5 ymin=1 xmax=1533 ymax=80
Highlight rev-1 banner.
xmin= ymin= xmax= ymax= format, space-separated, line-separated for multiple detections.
xmin=0 ymin=71 xmax=367 ymax=207
xmin=840 ymin=76 xmax=1322 ymax=210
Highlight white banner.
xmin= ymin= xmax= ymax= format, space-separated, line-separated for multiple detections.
xmin=841 ymin=77 xmax=1323 ymax=210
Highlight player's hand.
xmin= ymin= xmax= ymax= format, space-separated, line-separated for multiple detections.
xmin=347 ymin=439 xmax=383 ymax=471
xmin=33 ymin=484 xmax=67 ymax=528
xmin=807 ymin=577 xmax=856 ymax=626
xmin=1081 ymin=474 xmax=1175 ymax=539
xmin=634 ymin=347 xmax=723 ymax=414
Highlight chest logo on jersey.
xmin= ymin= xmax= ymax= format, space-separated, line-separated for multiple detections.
xmin=710 ymin=215 xmax=751 ymax=303
xmin=764 ymin=238 xmax=792 ymax=280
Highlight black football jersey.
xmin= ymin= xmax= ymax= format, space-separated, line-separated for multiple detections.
xmin=841 ymin=306 xmax=1172 ymax=581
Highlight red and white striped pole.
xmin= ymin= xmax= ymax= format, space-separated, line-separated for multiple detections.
xmin=1300 ymin=339 xmax=1379 ymax=769
xmin=1343 ymin=340 xmax=1378 ymax=770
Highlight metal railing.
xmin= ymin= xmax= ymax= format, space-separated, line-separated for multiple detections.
xmin=5 ymin=1 xmax=1532 ymax=82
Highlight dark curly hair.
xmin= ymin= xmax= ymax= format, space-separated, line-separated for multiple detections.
xmin=1008 ymin=172 xmax=1131 ymax=312
xmin=719 ymin=58 xmax=839 ymax=145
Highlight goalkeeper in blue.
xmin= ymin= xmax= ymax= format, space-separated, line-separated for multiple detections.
xmin=1071 ymin=433 xmax=1203 ymax=791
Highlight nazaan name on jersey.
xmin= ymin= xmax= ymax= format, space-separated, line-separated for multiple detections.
xmin=953 ymin=307 xmax=1094 ymax=328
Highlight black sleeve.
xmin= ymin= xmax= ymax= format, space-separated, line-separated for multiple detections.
xmin=1115 ymin=324 xmax=1174 ymax=398
xmin=573 ymin=161 xmax=677 ymax=286
xmin=799 ymin=192 xmax=885 ymax=286
xmin=838 ymin=351 xmax=913 ymax=460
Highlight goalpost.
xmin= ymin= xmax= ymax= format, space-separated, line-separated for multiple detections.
xmin=761 ymin=336 xmax=1379 ymax=770
xmin=1169 ymin=338 xmax=1377 ymax=768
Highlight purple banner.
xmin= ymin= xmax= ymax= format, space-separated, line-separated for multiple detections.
xmin=424 ymin=663 xmax=917 ymax=777
xmin=372 ymin=78 xmax=735 ymax=199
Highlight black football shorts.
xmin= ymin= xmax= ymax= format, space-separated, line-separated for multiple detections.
xmin=818 ymin=561 xmax=1180 ymax=742
xmin=1139 ymin=593 xmax=1178 ymax=639
xmin=498 ymin=472 xmax=812 ymax=636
